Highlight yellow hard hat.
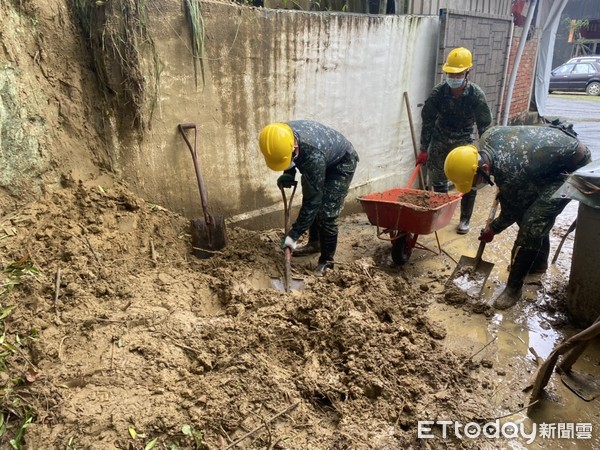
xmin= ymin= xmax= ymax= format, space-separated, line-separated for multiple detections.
xmin=259 ymin=123 xmax=295 ymax=171
xmin=444 ymin=145 xmax=479 ymax=193
xmin=442 ymin=47 xmax=473 ymax=74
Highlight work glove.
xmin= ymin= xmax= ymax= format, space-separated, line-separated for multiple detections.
xmin=479 ymin=227 xmax=495 ymax=243
xmin=277 ymin=173 xmax=295 ymax=189
xmin=281 ymin=235 xmax=297 ymax=251
xmin=416 ymin=151 xmax=428 ymax=166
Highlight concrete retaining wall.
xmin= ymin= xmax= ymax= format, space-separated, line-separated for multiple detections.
xmin=114 ymin=2 xmax=440 ymax=228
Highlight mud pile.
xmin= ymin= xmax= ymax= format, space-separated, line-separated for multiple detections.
xmin=0 ymin=181 xmax=495 ymax=449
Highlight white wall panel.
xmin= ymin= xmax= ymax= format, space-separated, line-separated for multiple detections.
xmin=119 ymin=3 xmax=440 ymax=228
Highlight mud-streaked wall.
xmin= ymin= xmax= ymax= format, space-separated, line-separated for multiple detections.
xmin=116 ymin=2 xmax=439 ymax=228
xmin=0 ymin=1 xmax=109 ymax=205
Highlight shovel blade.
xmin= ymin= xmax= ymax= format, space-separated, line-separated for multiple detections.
xmin=271 ymin=247 xmax=305 ymax=292
xmin=271 ymin=277 xmax=305 ymax=292
xmin=191 ymin=216 xmax=227 ymax=259
xmin=561 ymin=371 xmax=600 ymax=401
xmin=448 ymin=255 xmax=495 ymax=298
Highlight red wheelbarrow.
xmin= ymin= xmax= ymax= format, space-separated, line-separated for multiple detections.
xmin=358 ymin=164 xmax=462 ymax=265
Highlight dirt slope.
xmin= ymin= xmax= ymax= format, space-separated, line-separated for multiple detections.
xmin=0 ymin=179 xmax=501 ymax=449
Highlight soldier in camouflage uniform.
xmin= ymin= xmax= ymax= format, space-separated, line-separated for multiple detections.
xmin=416 ymin=47 xmax=492 ymax=235
xmin=444 ymin=125 xmax=591 ymax=310
xmin=259 ymin=120 xmax=359 ymax=276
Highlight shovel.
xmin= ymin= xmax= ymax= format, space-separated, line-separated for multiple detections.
xmin=271 ymin=182 xmax=305 ymax=292
xmin=558 ymin=316 xmax=600 ymax=401
xmin=447 ymin=194 xmax=499 ymax=298
xmin=178 ymin=123 xmax=227 ymax=258
xmin=528 ymin=316 xmax=600 ymax=408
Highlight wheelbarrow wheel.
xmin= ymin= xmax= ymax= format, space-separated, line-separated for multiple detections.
xmin=391 ymin=232 xmax=414 ymax=265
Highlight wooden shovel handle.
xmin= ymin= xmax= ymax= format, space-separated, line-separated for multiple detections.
xmin=474 ymin=194 xmax=499 ymax=266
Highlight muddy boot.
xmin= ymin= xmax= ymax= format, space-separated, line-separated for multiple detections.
xmin=457 ymin=190 xmax=476 ymax=235
xmin=493 ymin=286 xmax=523 ymax=310
xmin=315 ymin=232 xmax=337 ymax=277
xmin=493 ymin=248 xmax=537 ymax=310
xmin=528 ymin=236 xmax=550 ymax=274
xmin=314 ymin=261 xmax=334 ymax=276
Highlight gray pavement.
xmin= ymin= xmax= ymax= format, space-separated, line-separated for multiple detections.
xmin=544 ymin=95 xmax=600 ymax=160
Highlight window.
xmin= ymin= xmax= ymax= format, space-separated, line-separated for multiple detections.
xmin=573 ymin=64 xmax=594 ymax=74
xmin=555 ymin=64 xmax=574 ymax=74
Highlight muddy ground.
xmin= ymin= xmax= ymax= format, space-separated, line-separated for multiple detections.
xmin=0 ymin=0 xmax=597 ymax=445
xmin=0 ymin=174 xmax=530 ymax=450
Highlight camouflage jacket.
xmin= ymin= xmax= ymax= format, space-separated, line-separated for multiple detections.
xmin=284 ymin=120 xmax=358 ymax=240
xmin=420 ymin=82 xmax=492 ymax=149
xmin=481 ymin=126 xmax=587 ymax=234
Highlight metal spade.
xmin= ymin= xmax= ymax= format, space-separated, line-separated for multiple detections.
xmin=447 ymin=195 xmax=499 ymax=298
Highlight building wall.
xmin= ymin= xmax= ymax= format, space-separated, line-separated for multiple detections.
xmin=111 ymin=2 xmax=440 ymax=228
xmin=405 ymin=0 xmax=511 ymax=16
xmin=504 ymin=26 xmax=540 ymax=124
xmin=437 ymin=10 xmax=513 ymax=126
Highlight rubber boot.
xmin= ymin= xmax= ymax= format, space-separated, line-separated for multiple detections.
xmin=493 ymin=248 xmax=538 ymax=310
xmin=293 ymin=221 xmax=320 ymax=256
xmin=528 ymin=235 xmax=550 ymax=274
xmin=315 ymin=232 xmax=337 ymax=276
xmin=457 ymin=190 xmax=477 ymax=235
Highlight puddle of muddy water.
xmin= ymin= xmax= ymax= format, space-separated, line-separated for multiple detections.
xmin=339 ymin=179 xmax=599 ymax=449
xmin=428 ymin=302 xmax=600 ymax=450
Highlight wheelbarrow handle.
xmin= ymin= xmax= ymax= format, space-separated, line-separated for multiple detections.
xmin=403 ymin=92 xmax=426 ymax=190
xmin=406 ymin=163 xmax=422 ymax=189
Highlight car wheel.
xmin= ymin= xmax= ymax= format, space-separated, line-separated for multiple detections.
xmin=586 ymin=81 xmax=600 ymax=96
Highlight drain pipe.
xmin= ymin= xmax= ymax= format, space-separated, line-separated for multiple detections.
xmin=496 ymin=20 xmax=514 ymax=125
xmin=501 ymin=0 xmax=538 ymax=126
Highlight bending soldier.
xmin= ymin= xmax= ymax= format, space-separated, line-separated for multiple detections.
xmin=444 ymin=125 xmax=591 ymax=309
xmin=259 ymin=120 xmax=359 ymax=276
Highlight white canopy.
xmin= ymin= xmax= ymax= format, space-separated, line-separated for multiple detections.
xmin=534 ymin=0 xmax=570 ymax=118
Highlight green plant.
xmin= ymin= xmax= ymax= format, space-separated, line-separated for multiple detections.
xmin=565 ymin=17 xmax=590 ymax=38
xmin=8 ymin=411 xmax=33 ymax=450
xmin=1 ymin=258 xmax=39 ymax=297
xmin=183 ymin=0 xmax=206 ymax=90
xmin=0 ymin=258 xmax=39 ymax=450
xmin=65 ymin=435 xmax=83 ymax=450
xmin=182 ymin=424 xmax=204 ymax=449
xmin=70 ymin=0 xmax=160 ymax=130
xmin=565 ymin=18 xmax=594 ymax=58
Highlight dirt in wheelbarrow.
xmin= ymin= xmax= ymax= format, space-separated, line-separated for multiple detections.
xmin=373 ymin=189 xmax=456 ymax=209
xmin=0 ymin=180 xmax=507 ymax=449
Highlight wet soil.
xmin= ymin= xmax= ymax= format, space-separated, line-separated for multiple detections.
xmin=0 ymin=178 xmax=506 ymax=450
xmin=1 ymin=175 xmax=598 ymax=449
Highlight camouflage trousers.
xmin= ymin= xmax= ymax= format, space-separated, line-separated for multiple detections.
xmin=301 ymin=151 xmax=358 ymax=239
xmin=511 ymin=185 xmax=569 ymax=251
xmin=510 ymin=148 xmax=592 ymax=252
xmin=426 ymin=136 xmax=473 ymax=191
